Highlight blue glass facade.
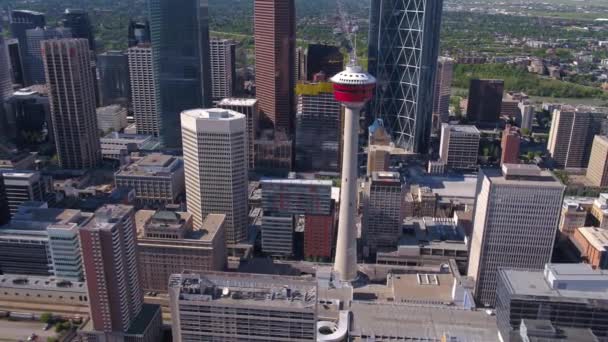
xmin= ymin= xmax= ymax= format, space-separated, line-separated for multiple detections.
xmin=368 ymin=0 xmax=443 ymax=154
xmin=149 ymin=0 xmax=212 ymax=148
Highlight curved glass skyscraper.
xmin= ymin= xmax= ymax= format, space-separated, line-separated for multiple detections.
xmin=149 ymin=0 xmax=212 ymax=148
xmin=368 ymin=0 xmax=443 ymax=154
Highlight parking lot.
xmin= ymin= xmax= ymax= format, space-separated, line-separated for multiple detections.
xmin=0 ymin=319 xmax=56 ymax=342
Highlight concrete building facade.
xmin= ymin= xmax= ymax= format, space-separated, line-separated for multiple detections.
xmin=209 ymin=38 xmax=236 ymax=100
xmin=587 ymin=135 xmax=608 ymax=187
xmin=363 ymin=172 xmax=405 ymax=252
xmin=439 ymin=124 xmax=480 ymax=170
xmin=217 ymin=98 xmax=259 ymax=170
xmin=128 ymin=45 xmax=160 ymax=137
xmin=432 ymin=57 xmax=454 ymax=132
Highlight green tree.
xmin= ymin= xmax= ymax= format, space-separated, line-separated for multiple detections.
xmin=40 ymin=312 xmax=53 ymax=324
xmin=521 ymin=128 xmax=531 ymax=136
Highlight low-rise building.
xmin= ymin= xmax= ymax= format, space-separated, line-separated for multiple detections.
xmin=404 ymin=185 xmax=438 ymax=218
xmin=0 ymin=275 xmax=88 ymax=306
xmin=115 ymin=153 xmax=185 ymax=207
xmin=559 ymin=196 xmax=594 ymax=238
xmin=99 ymin=132 xmax=159 ymax=161
xmin=571 ymin=227 xmax=608 ymax=270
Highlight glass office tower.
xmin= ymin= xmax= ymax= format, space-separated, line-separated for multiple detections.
xmin=368 ymin=0 xmax=443 ymax=154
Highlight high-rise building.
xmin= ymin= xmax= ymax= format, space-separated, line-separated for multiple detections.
xmin=8 ymin=86 xmax=52 ymax=148
xmin=136 ymin=210 xmax=226 ymax=292
xmin=587 ymin=135 xmax=608 ymax=187
xmin=62 ymin=9 xmax=95 ymax=51
xmin=128 ymin=20 xmax=150 ymax=47
xmin=0 ymin=30 xmax=15 ymax=140
xmin=547 ymin=106 xmax=608 ymax=169
xmin=467 ymin=79 xmax=504 ymax=124
xmin=439 ymin=124 xmax=480 ymax=171
xmin=169 ymin=272 xmax=317 ymax=341
xmin=97 ymin=51 xmax=131 ymax=106
xmin=254 ymin=0 xmax=296 ymax=133
xmin=304 ymin=205 xmax=335 ymax=260
xmin=468 ymin=164 xmax=565 ymax=306
xmin=368 ymin=0 xmax=444 ymax=153
xmin=209 ymin=39 xmax=236 ymax=100
xmin=96 ymin=105 xmax=128 ymax=133
xmin=43 ymin=39 xmax=100 ymax=169
xmin=78 ymin=205 xmax=162 ymax=341
xmin=128 ymin=45 xmax=160 ymax=137
xmin=217 ymin=98 xmax=259 ymax=170
xmin=497 ymin=264 xmax=608 ymax=341
xmin=25 ymin=27 xmax=72 ymax=85
xmin=149 ymin=0 xmax=212 ymax=146
xmin=0 ymin=176 xmax=8 ymax=225
xmin=501 ymin=125 xmax=521 ymax=166
xmin=10 ymin=10 xmax=45 ymax=86
xmin=7 ymin=39 xmax=24 ymax=85
xmin=295 ymin=81 xmax=342 ymax=172
xmin=0 ymin=171 xmax=45 ymax=217
xmin=0 ymin=206 xmax=91 ymax=280
xmin=363 ymin=172 xmax=405 ymax=253
xmin=432 ymin=57 xmax=454 ymax=132
xmin=181 ymin=108 xmax=248 ymax=245
xmin=305 ymin=44 xmax=344 ymax=81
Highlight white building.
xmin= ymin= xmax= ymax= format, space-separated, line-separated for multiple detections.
xmin=518 ymin=102 xmax=535 ymax=131
xmin=181 ymin=108 xmax=248 ymax=245
xmin=128 ymin=45 xmax=160 ymax=137
xmin=467 ymin=164 xmax=565 ymax=306
xmin=0 ymin=171 xmax=45 ymax=216
xmin=209 ymin=39 xmax=236 ymax=100
xmin=217 ymin=98 xmax=259 ymax=169
xmin=96 ymin=104 xmax=128 ymax=133
xmin=439 ymin=124 xmax=480 ymax=171
xmin=99 ymin=132 xmax=156 ymax=161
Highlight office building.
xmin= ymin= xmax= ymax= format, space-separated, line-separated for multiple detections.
xmin=363 ymin=172 xmax=405 ymax=252
xmin=149 ymin=0 xmax=212 ymax=147
xmin=209 ymin=38 xmax=236 ymax=100
xmin=136 ymin=210 xmax=226 ymax=292
xmin=0 ymin=176 xmax=8 ymax=225
xmin=128 ymin=45 xmax=160 ymax=137
xmin=43 ymin=39 xmax=100 ymax=169
xmin=8 ymin=39 xmax=24 ymax=85
xmin=8 ymin=86 xmax=52 ymax=148
xmin=369 ymin=118 xmax=391 ymax=146
xmin=181 ymin=109 xmax=248 ymax=245
xmin=0 ymin=149 xmax=36 ymax=170
xmin=96 ymin=105 xmax=128 ymax=133
xmin=519 ymin=102 xmax=535 ymax=131
xmin=304 ymin=205 xmax=335 ymax=260
xmin=305 ymin=44 xmax=343 ymax=80
xmin=0 ymin=171 xmax=45 ymax=216
xmin=367 ymin=145 xmax=391 ymax=176
xmin=468 ymin=165 xmax=565 ymax=306
xmin=432 ymin=57 xmax=454 ymax=132
xmin=128 ymin=20 xmax=150 ymax=47
xmin=547 ymin=106 xmax=608 ymax=169
xmin=100 ymin=132 xmax=160 ymax=161
xmin=496 ymin=264 xmax=608 ymax=341
xmin=97 ymin=51 xmax=130 ymax=106
xmin=467 ymin=79 xmax=504 ymax=124
xmin=559 ymin=197 xmax=594 ymax=238
xmin=368 ymin=0 xmax=444 ymax=153
xmin=572 ymin=227 xmax=608 ymax=270
xmin=439 ymin=124 xmax=480 ymax=171
xmin=25 ymin=27 xmax=72 ymax=85
xmin=587 ymin=135 xmax=608 ymax=187
xmin=0 ymin=30 xmax=13 ymax=103
xmin=254 ymin=0 xmax=296 ymax=133
xmin=115 ymin=153 xmax=185 ymax=207
xmin=254 ymin=130 xmax=293 ymax=173
xmin=501 ymin=124 xmax=521 ymax=166
xmin=261 ymin=178 xmax=333 ymax=256
xmin=295 ymin=81 xmax=342 ymax=172
xmin=78 ymin=205 xmax=162 ymax=342
xmin=0 ymin=205 xmax=91 ymax=280
xmin=404 ymin=185 xmax=438 ymax=218
xmin=62 ymin=9 xmax=95 ymax=51
xmin=0 ymin=274 xmax=88 ymax=307
xmin=169 ymin=272 xmax=317 ymax=341
xmin=217 ymin=98 xmax=259 ymax=169
xmin=10 ymin=10 xmax=45 ymax=86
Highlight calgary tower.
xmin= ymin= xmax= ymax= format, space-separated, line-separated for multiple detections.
xmin=331 ymin=61 xmax=376 ymax=283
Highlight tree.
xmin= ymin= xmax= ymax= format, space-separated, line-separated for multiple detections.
xmin=521 ymin=128 xmax=531 ymax=136
xmin=40 ymin=312 xmax=53 ymax=324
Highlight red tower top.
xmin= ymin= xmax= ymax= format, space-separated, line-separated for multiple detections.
xmin=330 ymin=64 xmax=376 ymax=107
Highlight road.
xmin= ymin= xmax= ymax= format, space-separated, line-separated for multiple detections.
xmin=0 ymin=319 xmax=56 ymax=342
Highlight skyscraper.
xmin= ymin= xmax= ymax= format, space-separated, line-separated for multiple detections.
xmin=25 ymin=27 xmax=72 ymax=85
xmin=467 ymin=164 xmax=564 ymax=306
xmin=439 ymin=124 xmax=480 ymax=171
xmin=43 ymin=39 xmax=100 ymax=169
xmin=97 ymin=51 xmax=131 ymax=106
xmin=254 ymin=0 xmax=296 ymax=133
xmin=149 ymin=0 xmax=212 ymax=147
xmin=128 ymin=20 xmax=150 ymax=47
xmin=78 ymin=205 xmax=162 ymax=341
xmin=209 ymin=38 xmax=236 ymax=100
xmin=305 ymin=44 xmax=344 ymax=80
xmin=467 ymin=79 xmax=504 ymax=124
xmin=217 ymin=98 xmax=259 ymax=170
xmin=363 ymin=172 xmax=405 ymax=253
xmin=7 ymin=39 xmax=24 ymax=85
xmin=368 ymin=0 xmax=444 ymax=153
xmin=295 ymin=80 xmax=342 ymax=172
xmin=181 ymin=108 xmax=248 ymax=245
xmin=586 ymin=135 xmax=608 ymax=188
xmin=432 ymin=57 xmax=454 ymax=132
xmin=0 ymin=29 xmax=14 ymax=113
xmin=62 ymin=9 xmax=95 ymax=51
xmin=547 ymin=106 xmax=608 ymax=169
xmin=10 ymin=10 xmax=45 ymax=86
xmin=128 ymin=45 xmax=160 ymax=137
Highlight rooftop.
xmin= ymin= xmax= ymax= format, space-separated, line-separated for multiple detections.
xmin=484 ymin=165 xmax=563 ymax=187
xmin=217 ymin=98 xmax=258 ymax=107
xmin=170 ymin=272 xmax=317 ymax=309
xmin=371 ymin=171 xmax=401 ymax=184
xmin=577 ymin=227 xmax=608 ymax=252
xmin=1 ymin=207 xmax=91 ymax=234
xmin=116 ymin=154 xmax=181 ymax=177
xmin=181 ymin=108 xmax=244 ymax=121
xmin=261 ymin=178 xmax=333 ymax=187
xmin=445 ymin=124 xmax=480 ymax=134
xmin=0 ymin=275 xmax=86 ymax=292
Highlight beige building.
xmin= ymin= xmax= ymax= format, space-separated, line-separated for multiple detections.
xmin=181 ymin=108 xmax=248 ymax=245
xmin=128 ymin=45 xmax=160 ymax=137
xmin=467 ymin=165 xmax=564 ymax=307
xmin=439 ymin=124 xmax=480 ymax=171
xmin=367 ymin=145 xmax=390 ymax=176
xmin=363 ymin=172 xmax=405 ymax=252
xmin=0 ymin=275 xmax=88 ymax=307
xmin=136 ymin=210 xmax=226 ymax=292
xmin=559 ymin=197 xmax=594 ymax=238
xmin=586 ymin=135 xmax=608 ymax=187
xmin=217 ymin=98 xmax=259 ymax=170
xmin=404 ymin=185 xmax=438 ymax=218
